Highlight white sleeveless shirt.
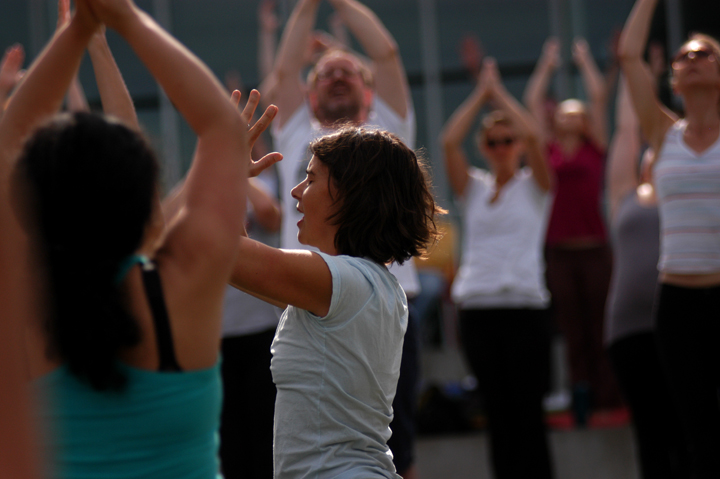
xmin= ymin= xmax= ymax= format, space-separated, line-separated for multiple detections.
xmin=654 ymin=119 xmax=720 ymax=274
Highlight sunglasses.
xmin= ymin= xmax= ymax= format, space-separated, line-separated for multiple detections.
xmin=672 ymin=46 xmax=715 ymax=67
xmin=485 ymin=137 xmax=516 ymax=149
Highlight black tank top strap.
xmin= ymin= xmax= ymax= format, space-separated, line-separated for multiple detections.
xmin=138 ymin=258 xmax=183 ymax=372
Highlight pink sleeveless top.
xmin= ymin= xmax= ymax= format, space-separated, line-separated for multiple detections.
xmin=545 ymin=139 xmax=607 ymax=246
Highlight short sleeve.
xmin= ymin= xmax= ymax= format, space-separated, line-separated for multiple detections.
xmin=311 ymin=253 xmax=375 ymax=328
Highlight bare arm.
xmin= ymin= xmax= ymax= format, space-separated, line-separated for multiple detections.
xmin=329 ymin=0 xmax=409 ymax=117
xmin=0 ymin=3 xmax=98 ymax=187
xmin=485 ymin=59 xmax=552 ymax=192
xmin=523 ymin=37 xmax=560 ymax=144
xmin=606 ymin=75 xmax=641 ymax=221
xmin=231 ymin=238 xmax=332 ymax=317
xmin=618 ymin=0 xmax=677 ymax=152
xmin=272 ymin=0 xmax=321 ymax=127
xmin=439 ymin=71 xmax=489 ymax=197
xmin=573 ymin=38 xmax=608 ymax=149
xmin=87 ymin=27 xmax=139 ymax=129
xmin=258 ymin=0 xmax=279 ymax=82
xmin=56 ymin=0 xmax=91 ymax=113
xmin=0 ymin=45 xmax=25 ymax=118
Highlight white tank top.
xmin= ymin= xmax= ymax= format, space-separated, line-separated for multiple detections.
xmin=654 ymin=119 xmax=720 ymax=274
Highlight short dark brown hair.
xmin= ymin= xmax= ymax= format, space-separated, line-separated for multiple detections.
xmin=310 ymin=126 xmax=444 ymax=265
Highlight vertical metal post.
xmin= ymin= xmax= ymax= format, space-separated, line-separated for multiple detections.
xmin=28 ymin=0 xmax=48 ymax=57
xmin=548 ymin=0 xmax=569 ymax=100
xmin=153 ymin=0 xmax=182 ymax=191
xmin=569 ymin=0 xmax=587 ymax=100
xmin=417 ymin=0 xmax=447 ymax=206
xmin=665 ymin=0 xmax=684 ymax=54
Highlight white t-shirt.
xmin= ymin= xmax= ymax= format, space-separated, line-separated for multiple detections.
xmin=271 ymin=97 xmax=420 ymax=296
xmin=451 ymin=167 xmax=552 ymax=309
xmin=270 ymin=253 xmax=406 ymax=479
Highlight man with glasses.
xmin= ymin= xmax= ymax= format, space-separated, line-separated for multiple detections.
xmin=267 ymin=1 xmax=419 ymax=477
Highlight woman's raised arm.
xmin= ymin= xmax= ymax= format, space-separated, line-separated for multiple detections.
xmin=618 ymin=0 xmax=676 ymax=152
xmin=440 ymin=67 xmax=489 ymax=197
xmin=486 ymin=59 xmax=552 ymax=192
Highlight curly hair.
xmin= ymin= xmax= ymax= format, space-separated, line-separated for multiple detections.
xmin=15 ymin=112 xmax=159 ymax=391
xmin=310 ymin=126 xmax=444 ymax=265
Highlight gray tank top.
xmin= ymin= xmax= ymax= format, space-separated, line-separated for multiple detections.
xmin=604 ymin=193 xmax=660 ymax=345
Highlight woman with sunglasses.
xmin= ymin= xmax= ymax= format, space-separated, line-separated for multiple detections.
xmin=620 ymin=0 xmax=720 ymax=476
xmin=524 ymin=37 xmax=622 ymax=427
xmin=440 ymin=58 xmax=554 ymax=479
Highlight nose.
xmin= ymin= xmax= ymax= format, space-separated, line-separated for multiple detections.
xmin=291 ymin=179 xmax=304 ymax=202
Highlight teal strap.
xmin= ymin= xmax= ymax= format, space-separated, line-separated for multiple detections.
xmin=115 ymin=254 xmax=151 ymax=285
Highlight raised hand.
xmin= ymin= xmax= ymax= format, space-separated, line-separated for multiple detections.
xmin=541 ymin=37 xmax=561 ymax=69
xmin=231 ymin=89 xmax=282 ymax=177
xmin=572 ymin=37 xmax=592 ymax=66
xmin=0 ymin=45 xmax=25 ymax=97
xmin=56 ymin=0 xmax=72 ymax=31
xmin=258 ymin=0 xmax=279 ymax=33
xmin=84 ymin=0 xmax=137 ymax=32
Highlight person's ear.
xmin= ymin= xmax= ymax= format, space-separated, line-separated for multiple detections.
xmin=363 ymin=88 xmax=374 ymax=109
xmin=308 ymin=89 xmax=319 ymax=112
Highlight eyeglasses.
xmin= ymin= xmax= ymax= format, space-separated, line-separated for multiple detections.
xmin=316 ymin=67 xmax=361 ymax=82
xmin=672 ymin=46 xmax=715 ymax=67
xmin=485 ymin=137 xmax=516 ymax=149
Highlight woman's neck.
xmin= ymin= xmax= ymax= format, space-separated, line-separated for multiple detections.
xmin=682 ymin=88 xmax=720 ymax=131
xmin=494 ymin=167 xmax=516 ymax=189
xmin=555 ymin=132 xmax=584 ymax=156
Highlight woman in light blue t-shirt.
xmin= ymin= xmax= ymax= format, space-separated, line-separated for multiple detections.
xmin=230 ymin=126 xmax=443 ymax=479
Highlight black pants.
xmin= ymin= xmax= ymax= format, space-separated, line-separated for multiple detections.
xmin=459 ymin=308 xmax=553 ymax=479
xmin=655 ymin=284 xmax=720 ymax=479
xmin=608 ymin=332 xmax=690 ymax=479
xmin=219 ymin=328 xmax=277 ymax=479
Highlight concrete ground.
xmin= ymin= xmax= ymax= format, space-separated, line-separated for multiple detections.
xmin=415 ymin=427 xmax=639 ymax=479
xmin=416 ymin=342 xmax=640 ymax=479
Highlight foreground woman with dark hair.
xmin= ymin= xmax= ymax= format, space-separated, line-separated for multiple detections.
xmin=231 ymin=126 xmax=443 ymax=479
xmin=3 ymin=0 xmax=277 ymax=477
xmin=620 ymin=0 xmax=720 ymax=476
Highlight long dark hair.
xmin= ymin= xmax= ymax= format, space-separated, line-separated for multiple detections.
xmin=15 ymin=112 xmax=159 ymax=391
xmin=310 ymin=126 xmax=444 ymax=265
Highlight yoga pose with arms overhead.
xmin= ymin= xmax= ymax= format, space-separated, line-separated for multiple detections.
xmin=620 ymin=0 xmax=720 ymax=476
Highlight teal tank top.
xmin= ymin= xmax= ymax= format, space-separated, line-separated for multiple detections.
xmin=35 ymin=362 xmax=223 ymax=479
xmin=34 ymin=258 xmax=223 ymax=478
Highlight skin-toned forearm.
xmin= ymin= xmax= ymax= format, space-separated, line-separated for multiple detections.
xmin=0 ymin=15 xmax=95 ymax=181
xmin=441 ymin=84 xmax=487 ymax=149
xmin=618 ymin=0 xmax=658 ymax=61
xmin=258 ymin=25 xmax=277 ymax=82
xmin=492 ymin=84 xmax=552 ymax=191
xmin=88 ymin=32 xmax=139 ymax=130
xmin=65 ymin=75 xmax=90 ymax=112
xmin=111 ymin=9 xmax=240 ymax=138
xmin=274 ymin=0 xmax=320 ymax=81
xmin=328 ymin=0 xmax=397 ymax=61
xmin=606 ymin=76 xmax=641 ymax=220
xmin=248 ymin=179 xmax=281 ymax=233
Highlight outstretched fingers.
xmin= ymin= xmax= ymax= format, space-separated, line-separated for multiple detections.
xmin=249 ymin=152 xmax=283 ymax=178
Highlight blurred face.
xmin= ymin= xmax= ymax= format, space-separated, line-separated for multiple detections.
xmin=480 ymin=124 xmax=522 ymax=172
xmin=290 ymin=156 xmax=339 ymax=254
xmin=671 ymin=40 xmax=720 ymax=92
xmin=554 ymin=100 xmax=588 ymax=135
xmin=309 ymin=54 xmax=373 ymax=125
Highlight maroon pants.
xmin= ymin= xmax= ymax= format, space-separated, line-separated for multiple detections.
xmin=546 ymin=244 xmax=622 ymax=409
